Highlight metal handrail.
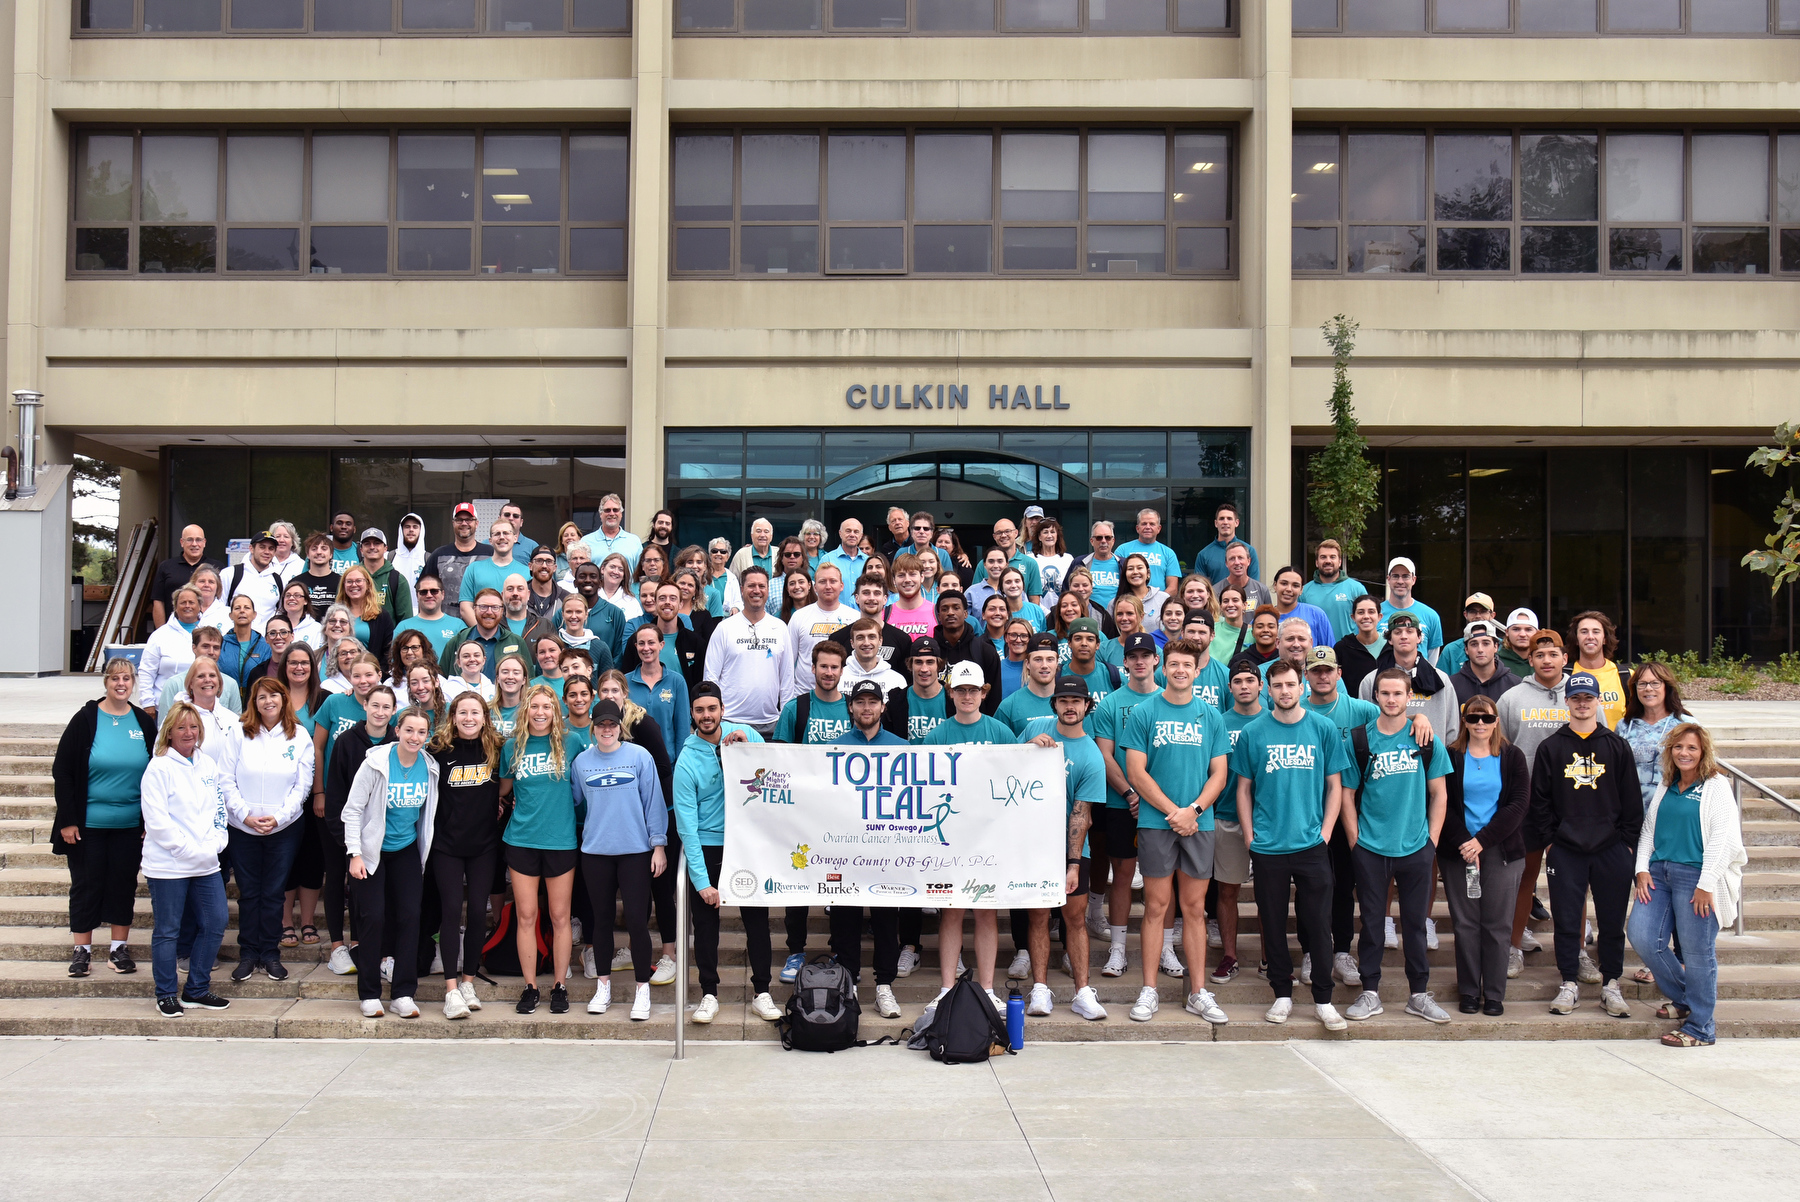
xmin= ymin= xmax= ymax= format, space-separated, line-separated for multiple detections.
xmin=1717 ymin=759 xmax=1800 ymax=939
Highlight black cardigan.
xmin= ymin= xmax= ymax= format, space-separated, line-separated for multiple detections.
xmin=1439 ymin=742 xmax=1530 ymax=864
xmin=51 ymin=699 xmax=160 ymax=853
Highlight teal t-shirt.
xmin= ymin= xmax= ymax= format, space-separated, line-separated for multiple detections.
xmin=832 ymin=727 xmax=909 ymax=747
xmin=1354 ymin=720 xmax=1450 ymax=859
xmin=1379 ymin=598 xmax=1445 ymax=655
xmin=1218 ymin=705 xmax=1264 ymax=822
xmin=996 ymin=685 xmax=1057 ymax=735
xmin=1229 ymin=710 xmax=1351 ymax=855
xmin=1119 ymin=538 xmax=1181 ymax=585
xmin=312 ymin=692 xmax=367 ymax=774
xmin=529 ymin=674 xmax=567 ymax=699
xmin=1191 ymin=656 xmax=1229 ymax=712
xmin=503 ymin=733 xmax=577 ymax=851
xmin=1119 ymin=691 xmax=1229 ymax=832
xmin=775 ymin=692 xmax=852 ymax=744
xmin=493 ymin=703 xmax=520 ymax=738
xmin=394 ymin=614 xmax=468 ymax=659
xmin=1065 ymin=661 xmax=1116 ymax=706
xmin=1653 ymin=780 xmax=1706 ymax=867
xmin=1090 ymin=683 xmax=1161 ymax=811
xmin=1304 ymin=693 xmax=1381 ymax=775
xmin=381 ymin=747 xmax=430 ymax=852
xmin=459 ymin=557 xmax=523 ymax=606
xmin=86 ymin=715 xmax=151 ymax=828
xmin=923 ymin=714 xmax=1017 ymax=746
xmin=1006 ymin=551 xmax=1043 ymax=598
xmin=905 ymin=688 xmax=949 ymax=743
xmin=1019 ymin=718 xmax=1106 ymax=858
xmin=330 ymin=545 xmax=360 ymax=572
xmin=1007 ymin=601 xmax=1047 ymax=632
xmin=565 ymin=726 xmax=595 ymax=759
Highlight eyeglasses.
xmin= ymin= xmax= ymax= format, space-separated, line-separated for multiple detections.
xmin=710 ymin=548 xmax=730 ymax=556
xmin=475 ymin=605 xmax=502 ymax=613
xmin=911 ymin=524 xmax=932 ymax=531
xmin=416 ymin=587 xmax=441 ymax=596
xmin=454 ymin=515 xmax=476 ymax=522
xmin=1463 ymin=713 xmax=1497 ymax=725
xmin=1091 ymin=534 xmax=1114 ymax=541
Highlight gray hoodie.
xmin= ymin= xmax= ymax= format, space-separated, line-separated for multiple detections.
xmin=1497 ymin=674 xmax=1569 ymax=780
xmin=341 ymin=742 xmax=440 ymax=875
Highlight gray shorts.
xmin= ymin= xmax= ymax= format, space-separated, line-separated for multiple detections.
xmin=1137 ymin=827 xmax=1215 ymax=881
xmin=1212 ymin=819 xmax=1250 ymax=886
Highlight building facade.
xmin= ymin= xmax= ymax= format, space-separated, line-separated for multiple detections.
xmin=4 ymin=1 xmax=1796 ymax=660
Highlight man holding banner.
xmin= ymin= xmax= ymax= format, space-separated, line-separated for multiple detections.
xmin=827 ymin=680 xmax=910 ymax=1019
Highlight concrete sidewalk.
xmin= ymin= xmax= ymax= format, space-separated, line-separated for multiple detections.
xmin=1 ymin=1037 xmax=1796 ymax=1201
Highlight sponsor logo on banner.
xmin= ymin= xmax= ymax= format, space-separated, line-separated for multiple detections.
xmin=729 ymin=870 xmax=758 ymax=899
xmin=763 ymin=878 xmax=807 ymax=895
xmin=869 ymin=883 xmax=918 ymax=897
xmin=790 ymin=842 xmax=810 ymax=869
xmin=961 ymin=880 xmax=997 ymax=905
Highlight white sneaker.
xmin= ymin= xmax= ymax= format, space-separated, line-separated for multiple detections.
xmin=1207 ymin=918 xmax=1222 ymax=948
xmin=895 ymin=946 xmax=920 ymax=978
xmin=458 ymin=980 xmax=481 ymax=1010
xmin=1101 ymin=944 xmax=1128 ymax=977
xmin=1006 ymin=949 xmax=1031 ymax=980
xmin=1159 ymin=944 xmax=1187 ymax=978
xmin=1333 ymin=952 xmax=1362 ymax=988
xmin=1584 ymin=919 xmax=1595 ymax=946
xmin=1383 ymin=917 xmax=1398 ymax=949
xmin=611 ymin=946 xmax=633 ymax=970
xmin=1578 ymin=950 xmax=1603 ymax=984
xmin=1172 ymin=917 xmax=1183 ymax=940
xmin=328 ymin=945 xmax=356 ymax=975
xmin=1345 ymin=990 xmax=1383 ymax=1021
xmin=380 ymin=956 xmax=394 ymax=983
xmin=1550 ymin=980 xmax=1580 ymax=1014
xmin=1507 ymin=947 xmax=1523 ymax=979
xmin=1185 ymin=989 xmax=1228 ymax=1024
xmin=1128 ymin=985 xmax=1160 ymax=1022
xmin=956 ymin=956 xmax=965 ymax=977
xmin=986 ymin=988 xmax=1006 ymax=1013
xmin=359 ymin=998 xmax=384 ymax=1018
xmin=588 ymin=978 xmax=611 ymax=1014
xmin=1520 ymin=927 xmax=1542 ymax=952
xmin=582 ymin=946 xmax=598 ymax=979
xmin=1027 ymin=983 xmax=1054 ymax=1016
xmin=629 ymin=982 xmax=651 ymax=1021
xmin=691 ymin=993 xmax=718 ymax=1024
xmin=1316 ymin=1002 xmax=1347 ymax=1031
xmin=391 ymin=996 xmax=419 ymax=1019
xmin=1406 ymin=992 xmax=1451 ymax=1024
xmin=443 ymin=989 xmax=470 ymax=1020
xmin=569 ymin=917 xmax=583 ymax=945
xmin=1071 ymin=985 xmax=1107 ymax=1021
xmin=1265 ymin=996 xmax=1293 ymax=1025
xmin=1131 ymin=865 xmax=1144 ymax=890
xmin=1601 ymin=978 xmax=1630 ymax=1017
xmin=1299 ymin=953 xmax=1313 ymax=986
xmin=1085 ymin=897 xmax=1109 ymax=938
xmin=876 ymin=984 xmax=901 ymax=1018
xmin=1060 ymin=953 xmax=1072 ymax=977
xmin=650 ymin=955 xmax=678 ymax=986
xmin=923 ymin=985 xmax=950 ymax=1022
xmin=1425 ymin=918 xmax=1440 ymax=951
xmin=750 ymin=991 xmax=783 ymax=1022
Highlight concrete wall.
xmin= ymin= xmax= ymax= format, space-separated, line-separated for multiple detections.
xmin=0 ymin=464 xmax=70 ymax=676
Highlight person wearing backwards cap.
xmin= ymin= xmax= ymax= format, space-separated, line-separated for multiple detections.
xmin=1379 ymin=557 xmax=1444 ymax=663
xmin=226 ymin=529 xmax=287 ymax=633
xmin=828 ymin=680 xmax=908 ymax=1021
xmin=1499 ymin=608 xmax=1538 ymax=678
xmin=1062 ymin=617 xmax=1119 ymax=702
xmin=1436 ymin=593 xmax=1497 ymax=677
xmin=1526 ymin=670 xmax=1642 ymax=1019
xmin=997 ymin=631 xmax=1064 ymax=735
xmin=355 ymin=527 xmax=414 ymax=624
xmin=1498 ymin=627 xmax=1572 ymax=978
xmin=1450 ymin=619 xmax=1520 ymax=706
xmin=389 ymin=512 xmax=428 ymax=614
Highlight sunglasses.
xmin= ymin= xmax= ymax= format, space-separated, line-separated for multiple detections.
xmin=1463 ymin=713 xmax=1497 ymax=725
xmin=417 ymin=587 xmax=441 ymax=596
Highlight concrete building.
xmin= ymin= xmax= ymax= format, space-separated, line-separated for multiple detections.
xmin=2 ymin=1 xmax=1796 ymax=671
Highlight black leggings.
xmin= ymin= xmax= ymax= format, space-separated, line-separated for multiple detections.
xmin=350 ymin=849 xmax=422 ymax=1002
xmin=285 ymin=806 xmax=324 ymax=892
xmin=431 ymin=847 xmax=497 ymax=980
xmin=651 ymin=823 xmax=683 ymax=946
xmin=582 ymin=851 xmax=655 ymax=983
xmin=318 ymin=814 xmax=353 ymax=943
xmin=66 ymin=825 xmax=142 ymax=933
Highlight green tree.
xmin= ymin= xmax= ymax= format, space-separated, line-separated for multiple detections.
xmin=1741 ymin=422 xmax=1800 ymax=595
xmin=1306 ymin=315 xmax=1381 ymax=565
xmin=73 ymin=454 xmax=120 ymax=585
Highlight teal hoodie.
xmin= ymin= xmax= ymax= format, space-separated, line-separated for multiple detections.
xmin=672 ymin=721 xmax=764 ymax=890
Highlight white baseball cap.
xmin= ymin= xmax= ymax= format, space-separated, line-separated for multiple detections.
xmin=949 ymin=662 xmax=986 ymax=688
xmin=1387 ymin=556 xmax=1416 ymax=575
xmin=1506 ymin=607 xmax=1539 ymax=629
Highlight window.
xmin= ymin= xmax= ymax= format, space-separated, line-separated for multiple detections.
xmin=673 ymin=0 xmax=1232 ymax=31
xmin=672 ymin=126 xmax=1234 ymax=278
xmin=76 ymin=0 xmax=628 ymax=32
xmin=1295 ymin=0 xmax=1797 ymax=32
xmin=71 ymin=127 xmax=627 ymax=277
xmin=1294 ymin=126 xmax=1793 ymax=276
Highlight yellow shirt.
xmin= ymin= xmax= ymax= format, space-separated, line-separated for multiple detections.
xmin=1583 ymin=659 xmax=1625 ymax=730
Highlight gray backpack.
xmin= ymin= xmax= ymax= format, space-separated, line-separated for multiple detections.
xmin=780 ymin=956 xmax=861 ymax=1052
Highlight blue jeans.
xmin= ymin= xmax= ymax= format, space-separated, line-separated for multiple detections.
xmin=1627 ymin=859 xmax=1719 ymax=1042
xmin=229 ymin=822 xmax=303 ymax=964
xmin=149 ymin=873 xmax=228 ymax=999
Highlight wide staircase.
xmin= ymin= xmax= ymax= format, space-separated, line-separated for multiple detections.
xmin=3 ymin=709 xmax=1798 ymax=1042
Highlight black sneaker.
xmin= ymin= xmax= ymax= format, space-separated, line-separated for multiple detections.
xmin=68 ymin=946 xmax=91 ymax=978
xmin=1483 ymin=998 xmax=1505 ymax=1017
xmin=1459 ymin=995 xmax=1481 ymax=1014
xmin=550 ymin=984 xmax=569 ymax=1014
xmin=516 ymin=984 xmax=540 ymax=1014
xmin=230 ymin=960 xmax=256 ymax=983
xmin=263 ymin=959 xmax=290 ymax=982
xmin=180 ymin=990 xmax=231 ymax=1010
xmin=155 ymin=995 xmax=184 ymax=1018
xmin=1531 ymin=895 xmax=1550 ymax=923
xmin=108 ymin=946 xmax=136 ymax=974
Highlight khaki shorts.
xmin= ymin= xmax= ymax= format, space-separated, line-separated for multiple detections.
xmin=1212 ymin=819 xmax=1251 ymax=886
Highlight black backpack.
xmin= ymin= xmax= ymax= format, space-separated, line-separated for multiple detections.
xmin=479 ymin=900 xmax=550 ymax=979
xmin=911 ymin=972 xmax=1014 ymax=1064
xmin=1349 ymin=722 xmax=1434 ymax=812
xmin=780 ymin=955 xmax=861 ymax=1052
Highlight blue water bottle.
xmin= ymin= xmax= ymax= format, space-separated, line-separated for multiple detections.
xmin=1006 ymin=987 xmax=1025 ymax=1050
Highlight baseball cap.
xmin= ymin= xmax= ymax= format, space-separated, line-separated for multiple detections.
xmin=1306 ymin=646 xmax=1338 ymax=670
xmin=948 ymin=662 xmax=986 ymax=688
xmin=1023 ymin=505 xmax=1045 ymax=519
xmin=1528 ymin=629 xmax=1564 ymax=653
xmin=1464 ymin=592 xmax=1495 ymax=612
xmin=1464 ymin=619 xmax=1501 ymax=642
xmin=1386 ymin=612 xmax=1421 ymax=632
xmin=1387 ymin=556 xmax=1416 ymax=575
xmin=1068 ymin=617 xmax=1100 ymax=640
xmin=1506 ymin=607 xmax=1539 ymax=629
xmin=591 ymin=698 xmax=623 ymax=725
xmin=453 ymin=502 xmax=477 ymax=519
xmin=690 ymin=681 xmax=723 ymax=705
xmin=911 ymin=636 xmax=942 ymax=659
xmin=1228 ymin=655 xmax=1263 ymax=681
xmin=1026 ymin=631 xmax=1060 ymax=656
xmin=1183 ymin=609 xmax=1214 ymax=630
xmin=251 ymin=529 xmax=279 ymax=546
xmin=1051 ymin=675 xmax=1090 ymax=700
xmin=847 ymin=680 xmax=886 ymax=702
xmin=359 ymin=527 xmax=386 ymax=544
xmin=1565 ymin=671 xmax=1600 ymax=698
xmin=1121 ymin=632 xmax=1158 ymax=657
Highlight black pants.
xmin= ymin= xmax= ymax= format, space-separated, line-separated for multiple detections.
xmin=897 ymin=906 xmax=922 ymax=950
xmin=431 ymin=847 xmax=498 ymax=980
xmin=583 ymin=851 xmax=655 ymax=984
xmin=285 ymin=806 xmax=324 ymax=892
xmin=692 ymin=844 xmax=772 ymax=997
xmin=1251 ymin=844 xmax=1334 ymax=1004
xmin=651 ymin=824 xmax=683 ymax=946
xmin=1353 ymin=843 xmax=1435 ymax=994
xmin=829 ymin=906 xmax=900 ymax=987
xmin=318 ymin=814 xmax=354 ymax=943
xmin=785 ymin=905 xmax=809 ymax=954
xmin=1547 ymin=840 xmax=1633 ymax=985
xmin=1329 ymin=820 xmax=1358 ymax=954
xmin=229 ymin=822 xmax=304 ymax=964
xmin=350 ymin=848 xmax=422 ymax=1002
xmin=66 ymin=825 xmax=142 ymax=933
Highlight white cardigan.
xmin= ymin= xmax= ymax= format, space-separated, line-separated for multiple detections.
xmin=1635 ymin=774 xmax=1748 ymax=931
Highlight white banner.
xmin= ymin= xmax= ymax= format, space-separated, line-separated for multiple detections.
xmin=719 ymin=742 xmax=1067 ymax=908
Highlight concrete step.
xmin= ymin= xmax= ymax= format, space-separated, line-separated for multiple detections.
xmin=0 ymin=821 xmax=53 ymax=845
xmin=0 ymin=724 xmax=72 ymax=740
xmin=0 ymin=799 xmax=55 ymax=819
xmin=1744 ymin=820 xmax=1800 ymax=847
xmin=0 ymin=757 xmax=50 ymax=778
xmin=1715 ymin=741 xmax=1800 ymax=759
xmin=0 ymin=780 xmax=54 ymax=801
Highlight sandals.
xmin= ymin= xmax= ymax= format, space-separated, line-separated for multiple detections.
xmin=1661 ymin=1030 xmax=1712 ymax=1047
xmin=1633 ymin=967 xmax=1656 ymax=985
xmin=1656 ymin=1002 xmax=1692 ymax=1021
xmin=300 ymin=925 xmax=320 ymax=945
xmin=280 ymin=926 xmax=299 ymax=948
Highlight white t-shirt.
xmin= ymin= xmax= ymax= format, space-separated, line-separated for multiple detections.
xmin=785 ymin=601 xmax=855 ymax=699
xmin=228 ymin=560 xmax=288 ymax=632
xmin=704 ymin=612 xmax=794 ymax=726
xmin=1035 ymin=553 xmax=1074 ymax=602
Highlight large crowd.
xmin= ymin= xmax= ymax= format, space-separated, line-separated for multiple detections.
xmin=52 ymin=496 xmax=1744 ymax=1047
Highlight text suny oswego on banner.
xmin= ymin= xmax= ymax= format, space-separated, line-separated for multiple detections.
xmin=719 ymin=743 xmax=1066 ymax=908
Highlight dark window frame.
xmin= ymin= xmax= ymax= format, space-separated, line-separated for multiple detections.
xmin=75 ymin=0 xmax=630 ymax=35
xmin=672 ymin=0 xmax=1235 ymax=34
xmin=1293 ymin=0 xmax=1800 ymax=35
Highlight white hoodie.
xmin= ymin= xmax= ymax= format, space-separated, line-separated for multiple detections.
xmin=140 ymin=747 xmax=229 ymax=878
xmin=390 ymin=512 xmax=428 ymax=613
xmin=136 ymin=615 xmax=197 ymax=708
xmin=218 ymin=722 xmax=314 ymax=835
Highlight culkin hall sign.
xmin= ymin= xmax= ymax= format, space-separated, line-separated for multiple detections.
xmin=845 ymin=383 xmax=1070 ymax=412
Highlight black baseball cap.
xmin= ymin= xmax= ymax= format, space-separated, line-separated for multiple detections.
xmin=1026 ymin=632 xmax=1060 ymax=656
xmin=911 ymin=636 xmax=942 ymax=658
xmin=1229 ymin=655 xmax=1263 ymax=681
xmin=1122 ymin=632 xmax=1158 ymax=657
xmin=847 ymin=679 xmax=886 ymax=702
xmin=1052 ymin=675 xmax=1091 ymax=700
xmin=691 ymin=682 xmax=723 ymax=705
xmin=1184 ymin=609 xmax=1215 ymax=630
xmin=591 ymin=699 xmax=623 ymax=724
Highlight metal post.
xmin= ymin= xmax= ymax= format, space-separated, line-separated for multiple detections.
xmin=1734 ymin=776 xmax=1746 ymax=939
xmin=673 ymin=857 xmax=688 ymax=1060
xmin=10 ymin=391 xmax=43 ymax=499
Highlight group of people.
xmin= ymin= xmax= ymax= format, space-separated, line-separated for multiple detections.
xmin=52 ymin=495 xmax=1741 ymax=1047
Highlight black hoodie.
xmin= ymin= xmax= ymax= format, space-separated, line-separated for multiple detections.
xmin=1525 ymin=723 xmax=1642 ymax=855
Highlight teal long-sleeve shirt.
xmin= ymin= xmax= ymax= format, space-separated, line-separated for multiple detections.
xmin=672 ymin=723 xmax=765 ymax=890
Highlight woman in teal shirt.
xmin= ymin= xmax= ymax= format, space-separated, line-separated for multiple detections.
xmin=52 ymin=659 xmax=158 ymax=978
xmin=500 ymin=684 xmax=580 ymax=1015
xmin=491 ymin=653 xmax=529 ymax=737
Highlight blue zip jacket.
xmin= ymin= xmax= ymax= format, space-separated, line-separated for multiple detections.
xmin=569 ymin=741 xmax=666 ymax=856
xmin=628 ymin=668 xmax=690 ymax=749
xmin=672 ymin=722 xmax=763 ymax=889
xmin=218 ymin=630 xmax=271 ymax=691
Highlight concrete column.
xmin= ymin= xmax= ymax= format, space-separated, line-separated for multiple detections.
xmin=1245 ymin=0 xmax=1293 ymax=570
xmin=4 ymin=0 xmax=46 ymax=455
xmin=624 ymin=0 xmax=671 ymax=527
